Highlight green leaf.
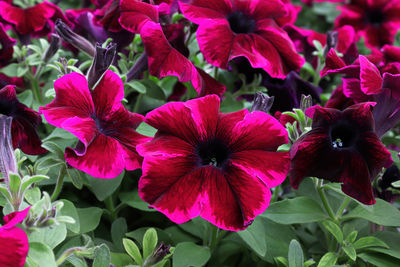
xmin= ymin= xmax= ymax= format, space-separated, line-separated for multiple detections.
xmin=354 ymin=236 xmax=389 ymax=250
xmin=317 ymin=252 xmax=338 ymax=267
xmin=342 ymin=244 xmax=356 ymax=261
xmin=119 ymin=190 xmax=155 ymax=212
xmin=237 ymin=216 xmax=267 ymax=257
xmin=66 ymin=167 xmax=84 ymax=189
xmin=111 ymin=252 xmax=134 ymax=267
xmin=93 ymin=244 xmax=111 ymax=267
xmin=87 ymin=171 xmax=124 ymax=201
xmin=123 ymin=238 xmax=143 ymax=265
xmin=41 ymin=141 xmax=65 ymax=160
xmin=262 ymin=197 xmax=328 ymax=224
xmin=275 ymin=257 xmax=288 ymax=267
xmin=173 ymin=242 xmax=211 ymax=267
xmin=220 ymin=93 xmax=245 ymax=113
xmin=21 ymin=175 xmax=49 ymax=192
xmin=0 ymin=184 xmax=11 ymax=201
xmin=141 ymin=79 xmax=166 ymax=100
xmin=17 ymin=90 xmax=33 ymax=107
xmin=358 ymin=252 xmax=400 ymax=267
xmin=288 ymin=240 xmax=304 ymax=267
xmin=112 ymin=218 xmax=128 ymax=251
xmin=29 ymin=223 xmax=67 ymax=249
xmin=60 ymin=199 xmax=80 ymax=233
xmin=8 ymin=172 xmax=21 ymax=196
xmin=143 ymin=228 xmax=158 ymax=260
xmin=77 ymin=207 xmax=103 ymax=233
xmin=27 ymin=242 xmax=57 ymax=267
xmin=135 ymin=122 xmax=157 ymax=138
xmin=343 ymin=199 xmax=400 ymax=226
xmin=0 ymin=63 xmax=19 ymax=76
xmin=126 ymin=80 xmax=147 ymax=94
xmin=345 ymin=231 xmax=358 ymax=244
xmin=25 ymin=187 xmax=41 ymax=205
xmin=322 ymin=221 xmax=343 ymax=244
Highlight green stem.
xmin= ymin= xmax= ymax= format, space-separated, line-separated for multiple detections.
xmin=313 ymin=57 xmax=322 ymax=86
xmin=208 ymin=224 xmax=219 ymax=251
xmin=315 ymin=180 xmax=337 ymax=223
xmin=133 ymin=93 xmax=143 ymax=113
xmin=51 ymin=165 xmax=66 ymax=202
xmin=56 ymin=247 xmax=82 ymax=266
xmin=271 ymin=185 xmax=280 ymax=203
xmin=104 ymin=196 xmax=117 ymax=220
xmin=335 ymin=196 xmax=351 ymax=219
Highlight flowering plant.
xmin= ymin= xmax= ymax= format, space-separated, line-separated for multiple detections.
xmin=0 ymin=0 xmax=400 ymax=266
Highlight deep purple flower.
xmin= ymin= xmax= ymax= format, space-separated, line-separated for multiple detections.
xmin=179 ymin=0 xmax=304 ymax=78
xmin=335 ymin=0 xmax=400 ymax=48
xmin=374 ymin=164 xmax=400 ymax=203
xmin=137 ymin=95 xmax=290 ymax=230
xmin=40 ymin=70 xmax=151 ymax=178
xmin=0 ymin=22 xmax=15 ymax=68
xmin=0 ymin=207 xmax=30 ymax=267
xmin=290 ymin=103 xmax=392 ymax=205
xmin=0 ymin=85 xmax=47 ymax=155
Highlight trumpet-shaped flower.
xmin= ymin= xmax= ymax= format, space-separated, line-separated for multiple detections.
xmin=290 ymin=103 xmax=392 ymax=205
xmin=40 ymin=70 xmax=150 ymax=178
xmin=137 ymin=95 xmax=290 ymax=231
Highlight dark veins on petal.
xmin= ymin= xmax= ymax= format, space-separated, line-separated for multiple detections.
xmin=91 ymin=114 xmax=116 ymax=136
xmin=195 ymin=138 xmax=231 ymax=168
xmin=330 ymin=122 xmax=359 ymax=149
xmin=227 ymin=11 xmax=256 ymax=34
xmin=366 ymin=9 xmax=385 ymax=26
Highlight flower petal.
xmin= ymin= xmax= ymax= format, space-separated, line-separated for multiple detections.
xmin=0 ymin=227 xmax=28 ymax=267
xmin=179 ymin=0 xmax=231 ymax=24
xmin=229 ymin=111 xmax=288 ymax=152
xmin=65 ymin=134 xmax=125 ymax=178
xmin=200 ymin=164 xmax=271 ymax=231
xmin=2 ymin=207 xmax=30 ymax=228
xmin=91 ymin=70 xmax=124 ymax=116
xmin=232 ymin=150 xmax=289 ymax=187
xmin=40 ymin=72 xmax=94 ymax=127
xmin=359 ymin=55 xmax=383 ymax=95
xmin=119 ymin=0 xmax=159 ymax=33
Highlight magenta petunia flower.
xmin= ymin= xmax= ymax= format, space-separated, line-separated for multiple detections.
xmin=290 ymin=103 xmax=392 ymax=205
xmin=179 ymin=0 xmax=304 ymax=78
xmin=335 ymin=0 xmax=400 ymax=48
xmin=0 ymin=0 xmax=70 ymax=36
xmin=40 ymin=70 xmax=151 ymax=178
xmin=137 ymin=95 xmax=290 ymax=231
xmin=0 ymin=85 xmax=47 ymax=155
xmin=0 ymin=207 xmax=30 ymax=267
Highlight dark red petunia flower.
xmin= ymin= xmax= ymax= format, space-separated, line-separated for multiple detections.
xmin=0 ymin=207 xmax=30 ymax=267
xmin=335 ymin=0 xmax=400 ymax=48
xmin=137 ymin=95 xmax=290 ymax=230
xmin=179 ymin=0 xmax=304 ymax=78
xmin=0 ymin=85 xmax=46 ymax=155
xmin=0 ymin=22 xmax=15 ymax=68
xmin=40 ymin=70 xmax=151 ymax=178
xmin=290 ymin=103 xmax=392 ymax=205
xmin=374 ymin=164 xmax=400 ymax=203
xmin=0 ymin=1 xmax=70 ymax=36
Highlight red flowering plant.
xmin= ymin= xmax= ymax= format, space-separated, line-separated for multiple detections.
xmin=1 ymin=0 xmax=400 ymax=266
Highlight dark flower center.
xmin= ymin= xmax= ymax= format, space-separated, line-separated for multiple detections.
xmin=91 ymin=114 xmax=116 ymax=136
xmin=366 ymin=9 xmax=385 ymax=26
xmin=196 ymin=138 xmax=231 ymax=168
xmin=330 ymin=123 xmax=359 ymax=149
xmin=227 ymin=11 xmax=256 ymax=34
xmin=0 ymin=99 xmax=15 ymax=116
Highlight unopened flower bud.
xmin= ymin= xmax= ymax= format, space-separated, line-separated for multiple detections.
xmin=55 ymin=19 xmax=95 ymax=57
xmin=143 ymin=242 xmax=171 ymax=267
xmin=42 ymin=34 xmax=61 ymax=62
xmin=251 ymin=92 xmax=274 ymax=113
xmin=0 ymin=115 xmax=17 ymax=182
xmin=87 ymin=42 xmax=117 ymax=89
xmin=324 ymin=31 xmax=338 ymax=56
xmin=300 ymin=94 xmax=313 ymax=111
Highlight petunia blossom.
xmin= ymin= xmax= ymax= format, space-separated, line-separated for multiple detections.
xmin=0 ymin=22 xmax=15 ymax=68
xmin=0 ymin=85 xmax=47 ymax=155
xmin=179 ymin=0 xmax=304 ymax=78
xmin=40 ymin=70 xmax=151 ymax=178
xmin=137 ymin=95 xmax=290 ymax=231
xmin=335 ymin=0 xmax=400 ymax=48
xmin=0 ymin=207 xmax=30 ymax=267
xmin=290 ymin=103 xmax=392 ymax=205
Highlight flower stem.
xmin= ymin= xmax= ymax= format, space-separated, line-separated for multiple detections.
xmin=271 ymin=185 xmax=280 ymax=203
xmin=335 ymin=196 xmax=351 ymax=219
xmin=105 ymin=196 xmax=117 ymax=220
xmin=208 ymin=224 xmax=219 ymax=251
xmin=51 ymin=165 xmax=66 ymax=202
xmin=315 ymin=180 xmax=338 ymax=223
xmin=56 ymin=247 xmax=83 ymax=266
xmin=133 ymin=93 xmax=143 ymax=114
